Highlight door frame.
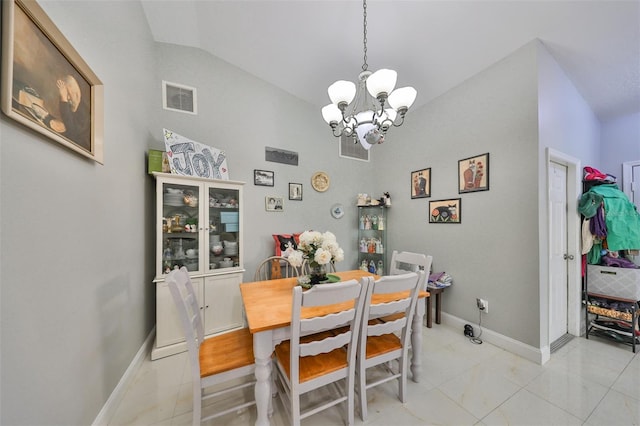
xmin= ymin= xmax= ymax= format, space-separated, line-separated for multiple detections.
xmin=545 ymin=149 xmax=582 ymax=346
xmin=622 ymin=160 xmax=640 ymax=203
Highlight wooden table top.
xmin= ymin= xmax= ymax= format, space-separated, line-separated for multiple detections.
xmin=240 ymin=269 xmax=429 ymax=334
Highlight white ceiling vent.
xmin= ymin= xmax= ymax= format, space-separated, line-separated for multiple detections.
xmin=162 ymin=81 xmax=197 ymax=114
xmin=339 ymin=134 xmax=369 ymax=162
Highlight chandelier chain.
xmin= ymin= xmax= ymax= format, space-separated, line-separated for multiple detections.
xmin=362 ymin=0 xmax=368 ymax=71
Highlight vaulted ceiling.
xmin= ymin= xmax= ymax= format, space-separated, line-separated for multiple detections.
xmin=141 ymin=0 xmax=640 ymax=122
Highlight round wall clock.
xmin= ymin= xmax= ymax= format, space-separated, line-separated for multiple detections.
xmin=331 ymin=203 xmax=345 ymax=219
xmin=311 ymin=171 xmax=330 ymax=192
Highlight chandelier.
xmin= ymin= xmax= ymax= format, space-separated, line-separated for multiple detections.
xmin=321 ymin=0 xmax=417 ymax=150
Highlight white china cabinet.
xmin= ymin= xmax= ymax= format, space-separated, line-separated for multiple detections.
xmin=151 ymin=172 xmax=245 ymax=359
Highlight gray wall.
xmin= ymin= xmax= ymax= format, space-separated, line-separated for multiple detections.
xmin=600 ymin=111 xmax=640 ymax=177
xmin=152 ymin=42 xmax=375 ymax=278
xmin=0 ymin=1 xmax=157 ymax=424
xmin=373 ymin=42 xmax=541 ymax=347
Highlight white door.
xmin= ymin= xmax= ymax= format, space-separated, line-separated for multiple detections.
xmin=623 ymin=161 xmax=640 ymax=211
xmin=549 ymin=161 xmax=569 ymax=343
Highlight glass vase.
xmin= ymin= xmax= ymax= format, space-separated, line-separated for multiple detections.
xmin=309 ymin=263 xmax=328 ymax=284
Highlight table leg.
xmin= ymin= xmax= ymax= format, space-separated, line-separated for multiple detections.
xmin=435 ymin=291 xmax=442 ymax=324
xmin=426 ymin=296 xmax=433 ymax=328
xmin=410 ymin=300 xmax=424 ymax=382
xmin=253 ymin=330 xmax=273 ymax=426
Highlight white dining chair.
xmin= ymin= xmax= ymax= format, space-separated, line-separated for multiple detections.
xmin=389 ymin=250 xmax=433 ymax=286
xmin=356 ymin=271 xmax=424 ymax=421
xmin=389 ymin=250 xmax=433 ymax=326
xmin=273 ymin=278 xmax=368 ymax=425
xmin=166 ymin=267 xmax=257 ymax=425
xmin=254 ymin=255 xmax=300 ymax=281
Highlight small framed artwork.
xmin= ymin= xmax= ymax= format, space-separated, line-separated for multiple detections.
xmin=458 ymin=153 xmax=489 ymax=193
xmin=429 ymin=198 xmax=461 ymax=223
xmin=1 ymin=0 xmax=104 ymax=163
xmin=265 ymin=196 xmax=284 ymax=212
xmin=289 ymin=183 xmax=303 ymax=201
xmin=411 ymin=168 xmax=431 ymax=199
xmin=254 ymin=169 xmax=274 ymax=186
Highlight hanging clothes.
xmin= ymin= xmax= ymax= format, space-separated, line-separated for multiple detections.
xmin=587 ymin=184 xmax=640 ymax=251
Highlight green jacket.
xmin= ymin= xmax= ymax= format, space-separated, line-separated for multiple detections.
xmin=588 ymin=184 xmax=640 ymax=250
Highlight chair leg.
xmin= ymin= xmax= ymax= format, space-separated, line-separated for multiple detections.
xmin=193 ymin=384 xmax=202 ymax=426
xmin=347 ymin=371 xmax=355 ymax=425
xmin=358 ymin=364 xmax=368 ymax=421
xmin=292 ymin=385 xmax=301 ymax=426
xmin=399 ymin=357 xmax=407 ymax=403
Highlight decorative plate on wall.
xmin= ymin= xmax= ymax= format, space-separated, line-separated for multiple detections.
xmin=311 ymin=171 xmax=330 ymax=192
xmin=331 ymin=203 xmax=345 ymax=219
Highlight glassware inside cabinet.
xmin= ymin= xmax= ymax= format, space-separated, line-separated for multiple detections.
xmin=162 ymin=182 xmax=200 ymax=273
xmin=208 ymin=186 xmax=240 ymax=270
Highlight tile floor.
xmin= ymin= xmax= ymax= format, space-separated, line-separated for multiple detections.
xmin=107 ymin=324 xmax=639 ymax=425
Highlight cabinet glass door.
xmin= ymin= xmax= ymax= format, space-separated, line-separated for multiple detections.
xmin=207 ymin=186 xmax=240 ymax=271
xmin=161 ymin=182 xmax=201 ymax=274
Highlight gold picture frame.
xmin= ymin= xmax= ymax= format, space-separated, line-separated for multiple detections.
xmin=1 ymin=0 xmax=104 ymax=163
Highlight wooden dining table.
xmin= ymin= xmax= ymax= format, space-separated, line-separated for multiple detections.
xmin=239 ymin=269 xmax=429 ymax=426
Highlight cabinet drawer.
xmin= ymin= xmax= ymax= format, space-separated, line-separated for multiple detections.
xmin=588 ymin=265 xmax=640 ymax=300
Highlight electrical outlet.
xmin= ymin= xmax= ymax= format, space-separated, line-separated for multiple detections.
xmin=476 ymin=298 xmax=488 ymax=313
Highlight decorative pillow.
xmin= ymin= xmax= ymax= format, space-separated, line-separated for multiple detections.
xmin=273 ymin=234 xmax=299 ymax=257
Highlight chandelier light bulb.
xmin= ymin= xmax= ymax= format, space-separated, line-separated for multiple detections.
xmin=328 ymin=80 xmax=356 ymax=107
xmin=366 ymin=69 xmax=397 ymax=99
xmin=387 ymin=86 xmax=417 ymax=111
xmin=322 ymin=104 xmax=343 ymax=125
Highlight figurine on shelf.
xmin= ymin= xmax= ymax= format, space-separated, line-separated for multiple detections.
xmin=360 ymin=260 xmax=369 ymax=271
xmin=377 ymin=215 xmax=384 ymax=230
xmin=384 ymin=192 xmax=391 ymax=206
xmin=368 ymin=260 xmax=376 ymax=274
xmin=364 ymin=215 xmax=372 ymax=230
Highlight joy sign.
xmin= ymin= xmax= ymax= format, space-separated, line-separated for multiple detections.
xmin=163 ymin=128 xmax=229 ymax=180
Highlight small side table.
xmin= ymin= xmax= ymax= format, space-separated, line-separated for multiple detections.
xmin=425 ymin=286 xmax=445 ymax=328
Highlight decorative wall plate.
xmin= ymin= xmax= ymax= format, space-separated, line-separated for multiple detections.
xmin=311 ymin=171 xmax=330 ymax=192
xmin=331 ymin=203 xmax=344 ymax=219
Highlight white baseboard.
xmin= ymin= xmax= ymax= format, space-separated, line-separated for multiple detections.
xmin=441 ymin=313 xmax=547 ymax=365
xmin=93 ymin=327 xmax=156 ymax=426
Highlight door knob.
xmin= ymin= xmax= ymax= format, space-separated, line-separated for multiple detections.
xmin=563 ymin=254 xmax=575 ymax=260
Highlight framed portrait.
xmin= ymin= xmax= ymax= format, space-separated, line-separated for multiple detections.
xmin=411 ymin=168 xmax=431 ymax=199
xmin=254 ymin=169 xmax=274 ymax=186
xmin=458 ymin=153 xmax=489 ymax=193
xmin=289 ymin=183 xmax=303 ymax=201
xmin=265 ymin=196 xmax=284 ymax=212
xmin=429 ymin=198 xmax=461 ymax=223
xmin=1 ymin=0 xmax=104 ymax=163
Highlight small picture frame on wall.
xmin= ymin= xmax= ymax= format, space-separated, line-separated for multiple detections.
xmin=289 ymin=183 xmax=303 ymax=201
xmin=254 ymin=169 xmax=274 ymax=186
xmin=429 ymin=198 xmax=461 ymax=223
xmin=265 ymin=196 xmax=284 ymax=212
xmin=411 ymin=168 xmax=431 ymax=199
xmin=458 ymin=153 xmax=489 ymax=193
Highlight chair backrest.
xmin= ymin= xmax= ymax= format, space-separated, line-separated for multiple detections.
xmin=254 ymin=256 xmax=300 ymax=281
xmin=389 ymin=250 xmax=433 ymax=290
xmin=166 ymin=267 xmax=204 ymax=379
xmin=289 ymin=279 xmax=367 ymax=384
xmin=359 ymin=271 xmax=424 ymax=349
